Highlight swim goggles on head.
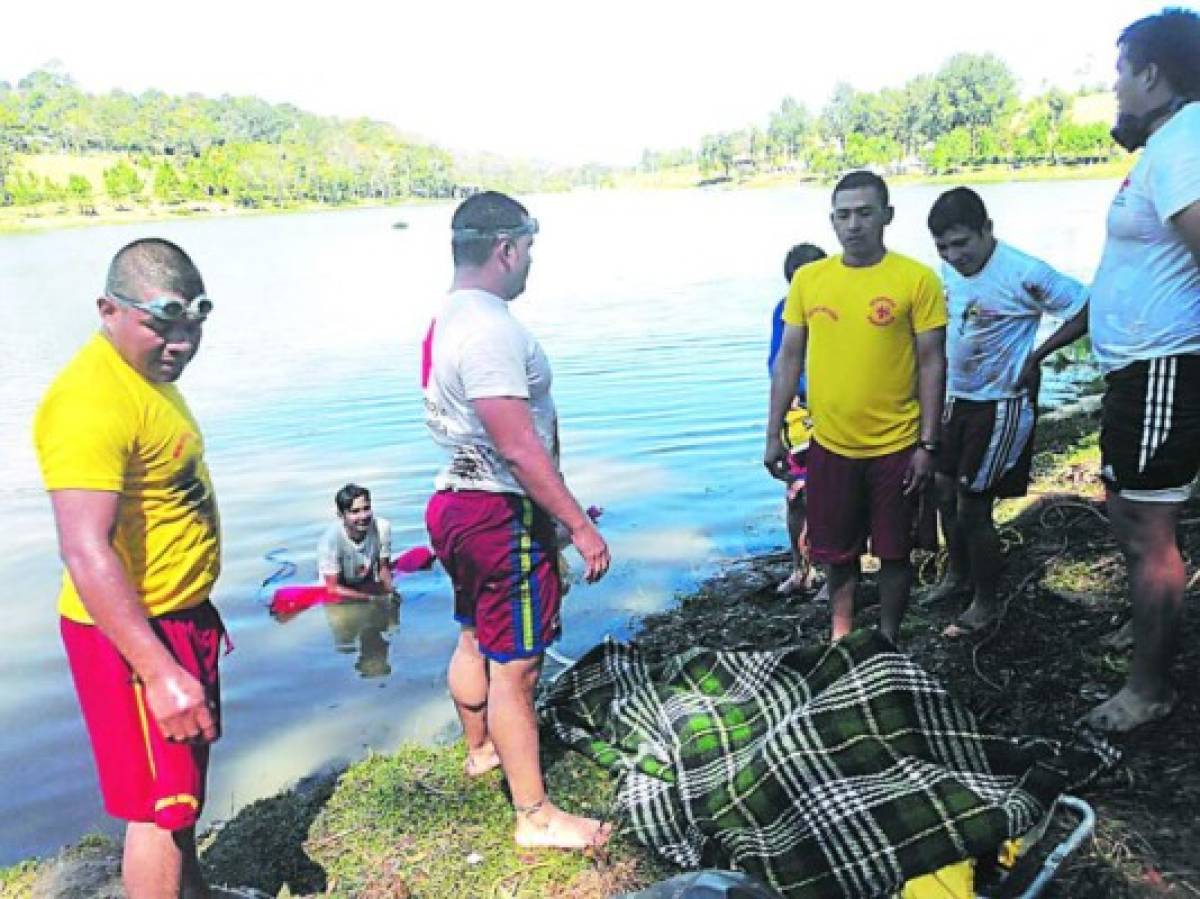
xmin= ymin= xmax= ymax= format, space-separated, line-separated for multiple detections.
xmin=107 ymin=292 xmax=213 ymax=322
xmin=450 ymin=217 xmax=539 ymax=242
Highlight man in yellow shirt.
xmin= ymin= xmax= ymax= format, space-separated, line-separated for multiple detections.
xmin=34 ymin=239 xmax=223 ymax=898
xmin=765 ymin=171 xmax=947 ymax=643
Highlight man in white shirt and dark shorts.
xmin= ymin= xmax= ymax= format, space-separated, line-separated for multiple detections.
xmin=925 ymin=187 xmax=1088 ymax=636
xmin=1025 ymin=9 xmax=1200 ymax=733
xmin=422 ymin=191 xmax=611 ymax=849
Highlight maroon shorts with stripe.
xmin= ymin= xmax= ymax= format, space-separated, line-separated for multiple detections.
xmin=805 ymin=441 xmax=918 ymax=565
xmin=426 ymin=490 xmax=563 ymax=662
xmin=60 ymin=601 xmax=225 ymax=830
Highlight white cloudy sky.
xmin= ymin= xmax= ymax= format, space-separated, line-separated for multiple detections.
xmin=1 ymin=0 xmax=1165 ymax=164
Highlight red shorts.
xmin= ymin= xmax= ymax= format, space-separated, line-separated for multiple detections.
xmin=60 ymin=601 xmax=225 ymax=830
xmin=426 ymin=490 xmax=563 ymax=662
xmin=806 ymin=441 xmax=918 ymax=565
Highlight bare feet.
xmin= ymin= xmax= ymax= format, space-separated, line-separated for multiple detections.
xmin=1099 ymin=619 xmax=1135 ymax=652
xmin=514 ymin=799 xmax=612 ymax=850
xmin=1079 ymin=685 xmax=1177 ymax=734
xmin=922 ymin=576 xmax=969 ymax=605
xmin=942 ymin=600 xmax=1004 ymax=638
xmin=777 ymin=568 xmax=815 ymax=595
xmin=464 ymin=742 xmax=501 ymax=778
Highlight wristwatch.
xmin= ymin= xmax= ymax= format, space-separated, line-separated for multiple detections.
xmin=918 ymin=440 xmax=940 ymax=454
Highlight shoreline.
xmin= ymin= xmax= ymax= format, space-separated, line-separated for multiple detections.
xmin=0 ymin=195 xmax=449 ymax=237
xmin=6 ymin=396 xmax=1197 ymax=897
xmin=0 ymin=163 xmax=1130 ymax=237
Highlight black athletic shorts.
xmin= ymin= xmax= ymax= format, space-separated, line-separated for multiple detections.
xmin=1100 ymin=354 xmax=1200 ymax=501
xmin=938 ymin=395 xmax=1036 ymax=498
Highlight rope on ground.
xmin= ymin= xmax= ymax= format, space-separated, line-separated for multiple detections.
xmin=968 ymin=508 xmax=1081 ymax=692
xmin=1037 ymin=499 xmax=1109 ymax=529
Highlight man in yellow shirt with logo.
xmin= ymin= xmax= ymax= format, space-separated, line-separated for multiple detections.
xmin=765 ymin=171 xmax=947 ymax=644
xmin=34 ymin=239 xmax=224 ymax=898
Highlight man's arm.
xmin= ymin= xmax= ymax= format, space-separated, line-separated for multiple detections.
xmin=321 ymin=573 xmax=386 ymax=600
xmin=49 ymin=490 xmax=217 ymax=743
xmin=764 ymin=323 xmax=807 ymax=481
xmin=377 ymin=520 xmax=394 ymax=593
xmin=474 ymin=397 xmax=609 ymax=583
xmin=906 ymin=326 xmax=946 ymax=495
xmin=1173 ymin=200 xmax=1200 ymax=267
xmin=1015 ymin=304 xmax=1089 ymax=396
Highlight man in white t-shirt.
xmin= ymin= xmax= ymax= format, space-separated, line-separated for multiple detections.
xmin=924 ymin=187 xmax=1088 ymax=636
xmin=1025 ymin=10 xmax=1200 ymax=733
xmin=422 ymin=191 xmax=611 ymax=850
xmin=317 ymin=483 xmax=394 ymax=600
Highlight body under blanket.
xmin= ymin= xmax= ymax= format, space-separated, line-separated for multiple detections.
xmin=539 ymin=630 xmax=1116 ymax=899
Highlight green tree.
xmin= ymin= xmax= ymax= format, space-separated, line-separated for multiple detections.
xmin=103 ymin=159 xmax=144 ymax=203
xmin=767 ymin=97 xmax=813 ymax=163
xmin=153 ymin=162 xmax=182 ymax=203
xmin=819 ymin=82 xmax=858 ymax=154
xmin=66 ymin=173 xmax=93 ymax=211
xmin=931 ymin=54 xmax=1018 ymax=156
xmin=926 ymin=127 xmax=973 ymax=172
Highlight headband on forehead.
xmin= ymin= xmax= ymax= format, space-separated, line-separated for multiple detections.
xmin=450 ymin=217 xmax=539 ymax=242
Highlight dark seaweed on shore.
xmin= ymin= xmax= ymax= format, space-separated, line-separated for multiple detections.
xmin=631 ymin=406 xmax=1200 ymax=898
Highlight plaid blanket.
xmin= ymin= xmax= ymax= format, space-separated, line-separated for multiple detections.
xmin=540 ymin=630 xmax=1116 ymax=899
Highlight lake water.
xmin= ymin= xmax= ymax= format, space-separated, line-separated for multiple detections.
xmin=0 ymin=179 xmax=1116 ymax=863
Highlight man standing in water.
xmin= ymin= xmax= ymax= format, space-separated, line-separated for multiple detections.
xmin=1062 ymin=8 xmax=1200 ymax=733
xmin=35 ymin=239 xmax=225 ymax=898
xmin=925 ymin=187 xmax=1088 ymax=636
xmin=317 ymin=483 xmax=394 ymax=600
xmin=765 ymin=171 xmax=947 ymax=644
xmin=423 ymin=191 xmax=611 ymax=849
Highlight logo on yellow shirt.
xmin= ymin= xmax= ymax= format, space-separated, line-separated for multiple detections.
xmin=867 ymin=296 xmax=897 ymax=326
xmin=172 ymin=432 xmax=195 ymax=459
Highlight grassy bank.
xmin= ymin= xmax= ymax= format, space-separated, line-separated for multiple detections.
xmin=0 ymin=195 xmax=438 ymax=236
xmin=661 ymin=159 xmax=1132 ymax=193
xmin=6 ymin=397 xmax=1197 ymax=897
xmin=2 ymin=159 xmax=1132 ymax=236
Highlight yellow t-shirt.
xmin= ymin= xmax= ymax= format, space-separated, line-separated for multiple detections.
xmin=783 ymin=252 xmax=946 ymax=458
xmin=34 ymin=334 xmax=221 ymax=623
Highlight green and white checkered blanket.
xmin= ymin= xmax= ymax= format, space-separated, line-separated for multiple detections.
xmin=540 ymin=630 xmax=1115 ymax=899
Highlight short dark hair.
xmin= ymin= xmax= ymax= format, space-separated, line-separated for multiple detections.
xmin=832 ymin=170 xmax=889 ymax=209
xmin=927 ymin=187 xmax=989 ymax=237
xmin=1119 ymin=7 xmax=1200 ymax=99
xmin=106 ymin=238 xmax=205 ymax=299
xmin=450 ymin=191 xmax=530 ymax=267
xmin=335 ymin=483 xmax=370 ymax=514
xmin=783 ymin=243 xmax=827 ymax=281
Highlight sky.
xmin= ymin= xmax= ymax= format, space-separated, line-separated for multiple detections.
xmin=1 ymin=0 xmax=1172 ymax=165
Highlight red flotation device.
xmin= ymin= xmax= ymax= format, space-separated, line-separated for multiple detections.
xmin=270 ymin=584 xmax=334 ymax=616
xmin=392 ymin=545 xmax=436 ymax=574
xmin=269 ymin=545 xmax=438 ymax=617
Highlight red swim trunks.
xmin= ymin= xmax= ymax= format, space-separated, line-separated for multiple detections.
xmin=60 ymin=601 xmax=225 ymax=830
xmin=426 ymin=490 xmax=563 ymax=662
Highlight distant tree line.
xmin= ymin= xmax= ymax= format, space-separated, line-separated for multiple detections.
xmin=0 ymin=67 xmax=613 ymax=210
xmin=641 ymin=54 xmax=1120 ymax=180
